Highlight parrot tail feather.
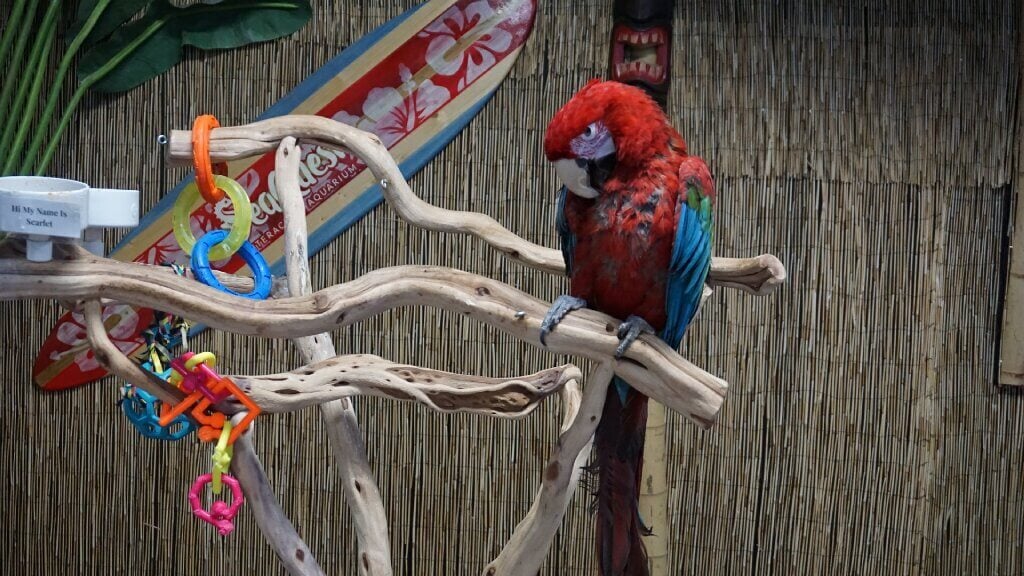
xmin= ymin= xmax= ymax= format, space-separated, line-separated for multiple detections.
xmin=594 ymin=376 xmax=651 ymax=576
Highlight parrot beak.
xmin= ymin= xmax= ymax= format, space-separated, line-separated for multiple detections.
xmin=554 ymin=158 xmax=600 ymax=199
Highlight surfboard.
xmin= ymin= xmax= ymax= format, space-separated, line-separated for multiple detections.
xmin=34 ymin=0 xmax=538 ymax=391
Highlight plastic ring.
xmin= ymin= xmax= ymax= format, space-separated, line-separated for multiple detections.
xmin=193 ymin=115 xmax=227 ymax=203
xmin=191 ymin=230 xmax=271 ymax=300
xmin=172 ymin=175 xmax=253 ymax=261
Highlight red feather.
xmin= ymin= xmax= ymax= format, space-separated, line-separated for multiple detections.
xmin=595 ymin=387 xmax=651 ymax=576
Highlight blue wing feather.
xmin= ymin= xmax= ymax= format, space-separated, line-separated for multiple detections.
xmin=556 ymin=186 xmax=576 ymax=275
xmin=557 ymin=176 xmax=710 ymax=350
xmin=661 ymin=188 xmax=713 ymax=349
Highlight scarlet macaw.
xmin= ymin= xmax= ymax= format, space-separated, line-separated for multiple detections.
xmin=540 ymin=80 xmax=715 ymax=575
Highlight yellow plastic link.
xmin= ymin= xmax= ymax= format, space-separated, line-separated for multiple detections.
xmin=168 ymin=351 xmax=216 ymax=386
xmin=185 ymin=351 xmax=217 ymax=371
xmin=211 ymin=421 xmax=234 ymax=495
xmin=172 ymin=175 xmax=253 ymax=261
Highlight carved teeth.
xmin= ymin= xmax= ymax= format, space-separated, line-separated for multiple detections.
xmin=615 ymin=60 xmax=666 ymax=81
xmin=616 ymin=28 xmax=668 ymax=47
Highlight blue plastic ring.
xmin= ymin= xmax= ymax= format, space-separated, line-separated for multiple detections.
xmin=190 ymin=229 xmax=271 ymax=300
xmin=122 ymin=363 xmax=195 ymax=441
xmin=123 ymin=387 xmax=196 ymax=441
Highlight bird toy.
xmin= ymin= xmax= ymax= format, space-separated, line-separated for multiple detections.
xmin=119 ymin=362 xmax=195 ymax=441
xmin=160 ymin=351 xmax=260 ymax=444
xmin=188 ymin=472 xmax=244 ymax=536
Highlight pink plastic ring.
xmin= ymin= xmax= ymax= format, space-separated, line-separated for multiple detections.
xmin=188 ymin=472 xmax=244 ymax=536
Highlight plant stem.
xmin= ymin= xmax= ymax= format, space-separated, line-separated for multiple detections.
xmin=2 ymin=0 xmax=61 ymax=175
xmin=37 ymin=17 xmax=167 ymax=175
xmin=21 ymin=0 xmax=112 ymax=174
xmin=0 ymin=0 xmax=56 ymax=162
xmin=0 ymin=0 xmax=39 ymax=134
xmin=0 ymin=0 xmax=29 ymax=71
xmin=34 ymin=0 xmax=304 ymax=174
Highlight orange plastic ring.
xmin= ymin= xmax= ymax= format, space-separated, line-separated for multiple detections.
xmin=192 ymin=115 xmax=228 ymax=203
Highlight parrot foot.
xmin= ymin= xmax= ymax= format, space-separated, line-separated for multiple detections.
xmin=615 ymin=315 xmax=655 ymax=358
xmin=539 ymin=295 xmax=588 ymax=346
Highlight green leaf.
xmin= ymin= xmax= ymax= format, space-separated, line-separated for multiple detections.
xmin=74 ymin=0 xmax=311 ymax=93
xmin=181 ymin=0 xmax=313 ymax=50
xmin=77 ymin=5 xmax=181 ymax=93
xmin=70 ymin=0 xmax=151 ymax=48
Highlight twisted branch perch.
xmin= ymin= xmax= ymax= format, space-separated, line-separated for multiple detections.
xmin=0 ymin=254 xmax=727 ymax=427
xmin=76 ymin=287 xmax=583 ymax=419
xmin=230 ymin=418 xmax=326 ymax=576
xmin=235 ymin=355 xmax=579 ymax=417
xmin=483 ymin=362 xmax=613 ymax=575
xmin=165 ymin=116 xmax=786 ymax=295
xmin=276 ymin=137 xmax=393 ymax=575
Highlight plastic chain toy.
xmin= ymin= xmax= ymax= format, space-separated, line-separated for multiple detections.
xmin=171 ymin=174 xmax=253 ymax=262
xmin=162 ymin=115 xmax=271 ymax=537
xmin=189 ymin=472 xmax=244 ymax=536
xmin=171 ymin=114 xmax=271 ymax=301
xmin=191 ymin=115 xmax=228 ymax=203
xmin=121 ymin=385 xmax=197 ymax=441
xmin=191 ymin=229 xmax=271 ymax=299
xmin=210 ymin=421 xmax=234 ymax=494
xmin=188 ymin=420 xmax=243 ymax=535
xmin=160 ymin=351 xmax=261 ymax=445
xmin=120 ymin=361 xmax=196 ymax=441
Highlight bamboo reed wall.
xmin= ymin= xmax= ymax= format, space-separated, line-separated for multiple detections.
xmin=2 ymin=0 xmax=1022 ymax=574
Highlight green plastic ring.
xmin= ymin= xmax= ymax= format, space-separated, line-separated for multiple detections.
xmin=172 ymin=175 xmax=252 ymax=261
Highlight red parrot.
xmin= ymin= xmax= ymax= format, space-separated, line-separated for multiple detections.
xmin=540 ymin=80 xmax=715 ymax=575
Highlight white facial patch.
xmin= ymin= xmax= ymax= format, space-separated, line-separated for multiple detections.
xmin=569 ymin=121 xmax=616 ymax=160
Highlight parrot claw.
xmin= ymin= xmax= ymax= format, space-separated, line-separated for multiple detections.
xmin=615 ymin=315 xmax=656 ymax=358
xmin=539 ymin=295 xmax=588 ymax=346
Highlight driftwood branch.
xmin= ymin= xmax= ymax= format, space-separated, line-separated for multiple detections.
xmin=0 ymin=255 xmax=726 ymax=427
xmin=230 ymin=416 xmax=326 ymax=576
xmin=235 ymin=355 xmax=579 ymax=417
xmin=483 ymin=362 xmax=612 ymax=575
xmin=165 ymin=116 xmax=786 ymax=296
xmin=276 ymin=137 xmax=393 ymax=576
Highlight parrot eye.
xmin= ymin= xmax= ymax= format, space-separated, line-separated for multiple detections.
xmin=569 ymin=120 xmax=615 ymax=160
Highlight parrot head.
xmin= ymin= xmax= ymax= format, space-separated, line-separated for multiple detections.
xmin=544 ymin=80 xmax=682 ymax=198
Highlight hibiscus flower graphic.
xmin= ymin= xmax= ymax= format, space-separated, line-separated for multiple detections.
xmin=139 ymin=193 xmax=227 ymax=265
xmin=420 ymin=0 xmax=513 ymax=90
xmin=51 ymin=304 xmax=142 ymax=373
xmin=333 ymin=65 xmax=451 ymax=147
xmin=236 ymin=168 xmax=261 ymax=195
xmin=138 ymin=232 xmax=185 ymax=266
